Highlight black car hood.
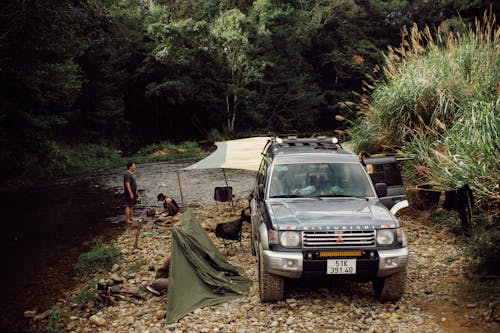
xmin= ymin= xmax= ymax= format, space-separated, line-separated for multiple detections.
xmin=266 ymin=198 xmax=398 ymax=230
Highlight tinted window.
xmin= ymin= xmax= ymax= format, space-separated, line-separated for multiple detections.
xmin=366 ymin=163 xmax=403 ymax=186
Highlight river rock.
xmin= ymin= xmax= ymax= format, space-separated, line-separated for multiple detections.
xmin=89 ymin=315 xmax=106 ymax=326
xmin=155 ymin=310 xmax=167 ymax=320
xmin=24 ymin=310 xmax=36 ymax=318
xmin=34 ymin=310 xmax=50 ymax=320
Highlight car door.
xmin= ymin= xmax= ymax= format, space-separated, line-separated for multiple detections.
xmin=250 ymin=157 xmax=269 ymax=255
xmin=362 ymin=156 xmax=408 ymax=214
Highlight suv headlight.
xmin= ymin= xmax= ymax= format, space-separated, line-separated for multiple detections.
xmin=280 ymin=231 xmax=301 ymax=248
xmin=376 ymin=229 xmax=395 ymax=245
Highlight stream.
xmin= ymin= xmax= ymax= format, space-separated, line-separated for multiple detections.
xmin=0 ymin=159 xmax=256 ymax=332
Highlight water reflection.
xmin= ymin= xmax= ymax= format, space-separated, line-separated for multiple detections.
xmin=0 ymin=179 xmax=123 ymax=332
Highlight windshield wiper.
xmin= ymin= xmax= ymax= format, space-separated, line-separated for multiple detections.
xmin=269 ymin=194 xmax=311 ymax=198
xmin=315 ymin=194 xmax=353 ymax=198
xmin=316 ymin=194 xmax=370 ymax=201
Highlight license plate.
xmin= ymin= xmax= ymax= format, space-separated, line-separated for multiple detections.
xmin=327 ymin=259 xmax=356 ymax=274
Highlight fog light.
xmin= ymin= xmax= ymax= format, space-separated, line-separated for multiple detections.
xmin=287 ymin=259 xmax=295 ymax=267
xmin=385 ymin=257 xmax=398 ymax=268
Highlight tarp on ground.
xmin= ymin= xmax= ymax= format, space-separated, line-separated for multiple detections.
xmin=166 ymin=208 xmax=252 ymax=324
xmin=183 ymin=136 xmax=270 ymax=172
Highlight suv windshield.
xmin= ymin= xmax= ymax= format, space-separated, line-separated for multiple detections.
xmin=268 ymin=162 xmax=375 ymax=198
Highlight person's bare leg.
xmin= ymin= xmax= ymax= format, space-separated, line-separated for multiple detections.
xmin=125 ymin=206 xmax=133 ymax=223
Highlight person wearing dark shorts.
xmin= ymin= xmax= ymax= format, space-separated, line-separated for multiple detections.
xmin=124 ymin=162 xmax=137 ymax=224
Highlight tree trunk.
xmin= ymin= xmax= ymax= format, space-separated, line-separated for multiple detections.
xmin=225 ymin=92 xmax=238 ymax=133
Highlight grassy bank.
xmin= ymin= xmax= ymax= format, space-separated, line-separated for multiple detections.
xmin=4 ymin=141 xmax=204 ymax=189
xmin=61 ymin=141 xmax=203 ymax=176
xmin=347 ymin=10 xmax=499 ymax=274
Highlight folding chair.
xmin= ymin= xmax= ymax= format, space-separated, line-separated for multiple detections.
xmin=214 ymin=186 xmax=234 ymax=209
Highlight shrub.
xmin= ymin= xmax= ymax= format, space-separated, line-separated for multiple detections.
xmin=468 ymin=214 xmax=500 ymax=275
xmin=74 ymin=284 xmax=98 ymax=305
xmin=64 ymin=144 xmax=123 ymax=175
xmin=74 ymin=241 xmax=121 ymax=277
xmin=28 ymin=306 xmax=63 ymax=333
xmin=134 ymin=141 xmax=202 ymax=163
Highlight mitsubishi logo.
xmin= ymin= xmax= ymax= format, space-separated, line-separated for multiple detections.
xmin=336 ymin=235 xmax=344 ymax=243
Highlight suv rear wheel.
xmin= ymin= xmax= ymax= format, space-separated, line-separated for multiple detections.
xmin=372 ymin=270 xmax=406 ymax=301
xmin=258 ymin=243 xmax=284 ymax=302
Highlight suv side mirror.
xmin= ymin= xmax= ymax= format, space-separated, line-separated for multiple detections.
xmin=375 ymin=183 xmax=387 ymax=197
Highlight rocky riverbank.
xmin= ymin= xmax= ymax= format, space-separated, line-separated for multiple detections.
xmin=23 ymin=198 xmax=498 ymax=333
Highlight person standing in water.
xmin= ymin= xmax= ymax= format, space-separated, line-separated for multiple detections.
xmin=124 ymin=162 xmax=137 ymax=224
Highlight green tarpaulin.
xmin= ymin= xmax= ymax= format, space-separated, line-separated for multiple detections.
xmin=166 ymin=208 xmax=252 ymax=324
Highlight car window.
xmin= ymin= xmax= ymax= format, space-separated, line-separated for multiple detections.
xmin=257 ymin=157 xmax=269 ymax=186
xmin=268 ymin=162 xmax=375 ymax=198
xmin=366 ymin=163 xmax=403 ymax=186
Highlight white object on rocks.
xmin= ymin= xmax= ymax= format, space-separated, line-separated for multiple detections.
xmin=89 ymin=315 xmax=106 ymax=326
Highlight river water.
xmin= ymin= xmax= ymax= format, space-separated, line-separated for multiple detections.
xmin=0 ymin=159 xmax=256 ymax=332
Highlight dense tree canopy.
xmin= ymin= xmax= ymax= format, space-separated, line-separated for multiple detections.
xmin=0 ymin=0 xmax=498 ymax=183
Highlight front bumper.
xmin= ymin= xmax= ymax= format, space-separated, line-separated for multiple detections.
xmin=262 ymin=247 xmax=408 ymax=279
xmin=377 ymin=247 xmax=409 ymax=277
xmin=262 ymin=250 xmax=303 ymax=278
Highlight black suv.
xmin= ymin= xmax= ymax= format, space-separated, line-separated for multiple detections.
xmin=250 ymin=137 xmax=409 ymax=302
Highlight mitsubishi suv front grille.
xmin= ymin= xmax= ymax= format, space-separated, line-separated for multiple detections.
xmin=303 ymin=230 xmax=375 ymax=247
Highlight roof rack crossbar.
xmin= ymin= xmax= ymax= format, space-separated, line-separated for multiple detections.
xmin=273 ymin=137 xmax=340 ymax=145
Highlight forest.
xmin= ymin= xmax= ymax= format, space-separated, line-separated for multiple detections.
xmin=0 ymin=0 xmax=498 ymax=185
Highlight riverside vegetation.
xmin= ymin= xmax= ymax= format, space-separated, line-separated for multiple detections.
xmin=3 ymin=141 xmax=203 ymax=189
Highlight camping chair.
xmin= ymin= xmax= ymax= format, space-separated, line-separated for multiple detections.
xmin=215 ymin=219 xmax=243 ymax=249
xmin=214 ymin=186 xmax=234 ymax=209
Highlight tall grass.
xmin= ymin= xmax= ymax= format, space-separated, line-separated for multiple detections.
xmin=348 ymin=10 xmax=499 ymax=273
xmin=349 ymin=10 xmax=499 ymax=204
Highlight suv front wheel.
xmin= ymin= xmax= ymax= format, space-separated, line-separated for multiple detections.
xmin=258 ymin=243 xmax=284 ymax=302
xmin=372 ymin=270 xmax=406 ymax=301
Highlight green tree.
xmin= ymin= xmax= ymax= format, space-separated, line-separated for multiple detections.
xmin=209 ymin=9 xmax=264 ymax=133
xmin=249 ymin=0 xmax=324 ymax=132
xmin=0 ymin=0 xmax=102 ymax=182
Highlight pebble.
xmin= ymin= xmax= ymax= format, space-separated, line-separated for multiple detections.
xmin=89 ymin=315 xmax=106 ymax=326
xmin=24 ymin=310 xmax=36 ymax=318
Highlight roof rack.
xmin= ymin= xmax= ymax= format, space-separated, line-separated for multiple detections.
xmin=263 ymin=136 xmax=343 ymax=157
xmin=274 ymin=136 xmax=340 ymax=145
